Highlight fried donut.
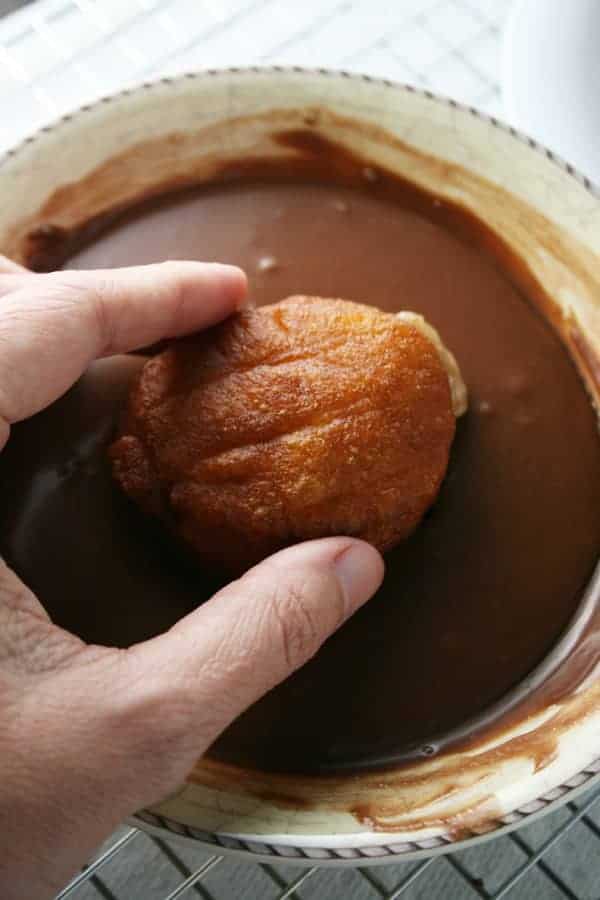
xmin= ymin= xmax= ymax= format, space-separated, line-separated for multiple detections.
xmin=110 ymin=296 xmax=466 ymax=572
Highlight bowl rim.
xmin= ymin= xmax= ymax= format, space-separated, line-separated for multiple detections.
xmin=130 ymin=761 xmax=600 ymax=865
xmin=2 ymin=63 xmax=599 ymax=200
xmin=4 ymin=65 xmax=600 ymax=861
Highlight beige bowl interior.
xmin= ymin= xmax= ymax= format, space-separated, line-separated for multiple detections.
xmin=2 ymin=69 xmax=600 ymax=854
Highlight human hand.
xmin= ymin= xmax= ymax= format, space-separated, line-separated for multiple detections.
xmin=0 ymin=258 xmax=384 ymax=899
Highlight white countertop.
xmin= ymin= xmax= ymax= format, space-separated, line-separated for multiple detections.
xmin=0 ymin=0 xmax=509 ymax=153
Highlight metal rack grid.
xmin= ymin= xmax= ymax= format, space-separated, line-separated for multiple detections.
xmin=57 ymin=782 xmax=600 ymax=899
xmin=1 ymin=0 xmax=598 ymax=898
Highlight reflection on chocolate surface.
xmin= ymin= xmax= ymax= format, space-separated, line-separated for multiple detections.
xmin=1 ymin=168 xmax=600 ymax=775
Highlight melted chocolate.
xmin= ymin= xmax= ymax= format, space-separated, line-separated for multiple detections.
xmin=2 ymin=177 xmax=600 ymax=775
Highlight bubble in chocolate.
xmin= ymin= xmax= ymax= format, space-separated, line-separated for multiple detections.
xmin=506 ymin=373 xmax=528 ymax=396
xmin=257 ymin=254 xmax=278 ymax=273
xmin=421 ymin=744 xmax=437 ymax=757
xmin=333 ymin=199 xmax=350 ymax=213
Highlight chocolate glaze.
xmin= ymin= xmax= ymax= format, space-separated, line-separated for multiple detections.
xmin=2 ymin=170 xmax=600 ymax=775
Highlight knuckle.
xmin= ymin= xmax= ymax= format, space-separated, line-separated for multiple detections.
xmin=48 ymin=271 xmax=117 ymax=354
xmin=269 ymin=569 xmax=339 ymax=672
xmin=84 ymin=277 xmax=118 ymax=354
xmin=36 ymin=272 xmax=87 ymax=313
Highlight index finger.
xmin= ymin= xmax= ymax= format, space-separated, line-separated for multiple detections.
xmin=0 ymin=260 xmax=246 ymax=443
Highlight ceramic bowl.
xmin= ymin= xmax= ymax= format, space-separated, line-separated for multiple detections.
xmin=1 ymin=68 xmax=599 ymax=864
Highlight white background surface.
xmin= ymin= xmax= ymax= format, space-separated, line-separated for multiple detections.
xmin=504 ymin=0 xmax=600 ymax=183
xmin=0 ymin=0 xmax=509 ymax=154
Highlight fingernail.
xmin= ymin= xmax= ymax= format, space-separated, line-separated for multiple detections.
xmin=333 ymin=541 xmax=385 ymax=615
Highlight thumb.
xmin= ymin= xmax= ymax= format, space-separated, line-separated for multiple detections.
xmin=128 ymin=537 xmax=384 ymax=753
xmin=0 ymin=539 xmax=382 ymax=895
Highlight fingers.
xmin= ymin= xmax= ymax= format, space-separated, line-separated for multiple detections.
xmin=0 ymin=261 xmax=247 ymax=432
xmin=0 ymin=256 xmax=31 ymax=299
xmin=128 ymin=537 xmax=384 ymax=751
xmin=56 ymin=261 xmax=247 ymax=355
xmin=0 ymin=255 xmax=27 ymax=274
xmin=0 ymin=275 xmax=33 ymax=300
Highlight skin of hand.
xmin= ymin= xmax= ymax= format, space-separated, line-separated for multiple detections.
xmin=0 ymin=257 xmax=384 ymax=900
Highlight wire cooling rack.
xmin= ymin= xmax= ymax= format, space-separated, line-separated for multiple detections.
xmin=2 ymin=1 xmax=599 ymax=898
xmin=57 ymin=782 xmax=600 ymax=900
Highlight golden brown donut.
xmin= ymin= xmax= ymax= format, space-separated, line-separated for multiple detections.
xmin=109 ymin=296 xmax=466 ymax=573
